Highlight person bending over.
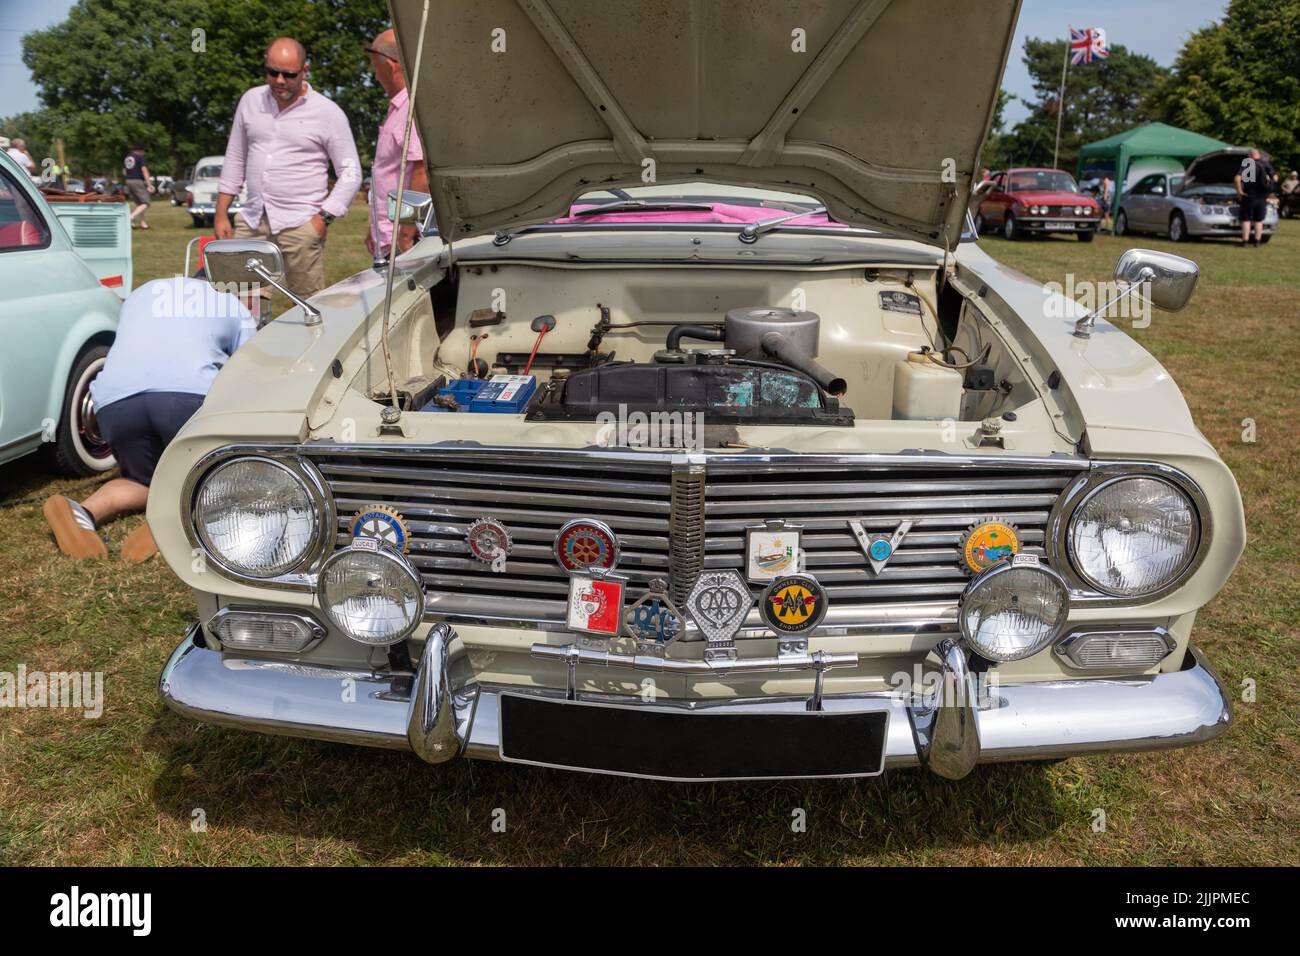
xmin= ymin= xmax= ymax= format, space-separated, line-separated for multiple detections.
xmin=43 ymin=276 xmax=255 ymax=561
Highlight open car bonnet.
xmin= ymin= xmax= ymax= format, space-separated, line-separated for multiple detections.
xmin=389 ymin=0 xmax=1022 ymax=247
xmin=1184 ymin=148 xmax=1270 ymax=187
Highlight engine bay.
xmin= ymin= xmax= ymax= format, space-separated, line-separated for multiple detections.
xmin=356 ymin=262 xmax=1039 ymax=429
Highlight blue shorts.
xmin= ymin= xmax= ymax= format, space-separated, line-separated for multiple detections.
xmin=96 ymin=391 xmax=204 ymax=485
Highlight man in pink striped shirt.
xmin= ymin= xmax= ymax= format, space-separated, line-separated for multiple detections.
xmin=215 ymin=37 xmax=362 ymax=304
xmin=365 ymin=28 xmax=429 ymax=260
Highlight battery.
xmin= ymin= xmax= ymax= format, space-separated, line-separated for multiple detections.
xmin=422 ymin=374 xmax=537 ymax=413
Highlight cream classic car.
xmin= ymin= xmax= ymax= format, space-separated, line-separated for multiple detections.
xmin=153 ymin=0 xmax=1242 ymax=781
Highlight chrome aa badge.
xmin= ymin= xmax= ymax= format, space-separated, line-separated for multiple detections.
xmin=685 ymin=569 xmax=754 ymax=654
xmin=465 ymin=517 xmax=512 ymax=572
xmin=760 ymin=574 xmax=828 ymax=635
xmin=566 ymin=569 xmax=626 ymax=637
xmin=555 ymin=518 xmax=620 ymax=573
xmin=623 ymin=578 xmax=685 ymax=649
xmin=849 ymin=518 xmax=913 ymax=575
xmin=349 ymin=505 xmax=410 ymax=552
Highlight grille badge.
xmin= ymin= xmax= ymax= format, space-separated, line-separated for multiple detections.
xmin=686 ymin=569 xmax=753 ymax=660
xmin=849 ymin=518 xmax=913 ymax=575
xmin=555 ymin=518 xmax=620 ymax=573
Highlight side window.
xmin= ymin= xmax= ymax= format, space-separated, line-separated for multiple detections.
xmin=1133 ymin=175 xmax=1159 ymax=196
xmin=1151 ymin=177 xmax=1166 ymax=196
xmin=0 ymin=169 xmax=52 ymax=253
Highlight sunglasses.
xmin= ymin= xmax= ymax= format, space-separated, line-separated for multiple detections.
xmin=265 ymin=66 xmax=301 ymax=79
xmin=365 ymin=46 xmax=399 ymax=63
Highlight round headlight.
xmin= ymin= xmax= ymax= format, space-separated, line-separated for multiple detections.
xmin=1068 ymin=476 xmax=1199 ymax=596
xmin=1074 ymin=205 xmax=1084 ymax=215
xmin=194 ymin=458 xmax=319 ymax=577
xmin=959 ymin=554 xmax=1069 ymax=662
xmin=318 ymin=542 xmax=424 ymax=646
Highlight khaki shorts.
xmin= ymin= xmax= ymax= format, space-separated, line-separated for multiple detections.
xmin=233 ymin=215 xmax=326 ymax=300
xmin=125 ymin=179 xmax=151 ymax=206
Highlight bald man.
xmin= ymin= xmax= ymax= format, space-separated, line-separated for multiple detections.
xmin=216 ymin=37 xmax=362 ymax=307
xmin=366 ymin=29 xmax=430 ymax=260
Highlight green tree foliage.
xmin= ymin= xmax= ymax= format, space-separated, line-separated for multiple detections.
xmin=986 ymin=38 xmax=1169 ymax=171
xmin=6 ymin=0 xmax=390 ymax=177
xmin=1150 ymin=0 xmax=1300 ymax=173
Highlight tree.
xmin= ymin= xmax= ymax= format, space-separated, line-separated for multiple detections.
xmin=1150 ymin=0 xmax=1300 ymax=173
xmin=6 ymin=0 xmax=391 ymax=177
xmin=986 ymin=37 xmax=1169 ymax=171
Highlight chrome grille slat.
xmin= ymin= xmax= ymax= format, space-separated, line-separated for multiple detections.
xmin=305 ymin=449 xmax=1079 ymax=629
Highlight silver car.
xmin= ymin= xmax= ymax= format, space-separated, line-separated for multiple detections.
xmin=1116 ymin=148 xmax=1278 ymax=243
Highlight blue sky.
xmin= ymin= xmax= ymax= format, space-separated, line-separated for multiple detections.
xmin=1 ymin=0 xmax=1231 ymax=123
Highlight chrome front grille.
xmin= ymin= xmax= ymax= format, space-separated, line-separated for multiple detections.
xmin=303 ymin=447 xmax=1084 ymax=630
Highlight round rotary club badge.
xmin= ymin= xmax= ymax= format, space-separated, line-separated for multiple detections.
xmin=554 ymin=518 xmax=620 ymax=573
xmin=465 ymin=517 xmax=512 ymax=569
xmin=760 ymin=574 xmax=828 ymax=634
xmin=961 ymin=519 xmax=1020 ymax=574
xmin=349 ymin=505 xmax=410 ymax=552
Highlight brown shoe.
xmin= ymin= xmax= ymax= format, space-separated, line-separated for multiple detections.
xmin=121 ymin=522 xmax=158 ymax=563
xmin=43 ymin=495 xmax=108 ymax=559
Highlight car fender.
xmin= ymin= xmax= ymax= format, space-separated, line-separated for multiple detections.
xmin=42 ymin=299 xmax=120 ymax=426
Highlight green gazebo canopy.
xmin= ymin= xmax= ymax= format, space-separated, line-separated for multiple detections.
xmin=1077 ymin=122 xmax=1232 ymax=211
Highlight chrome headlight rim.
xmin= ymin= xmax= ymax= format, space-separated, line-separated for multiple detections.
xmin=957 ymin=556 xmax=1071 ymax=662
xmin=183 ymin=447 xmax=334 ymax=586
xmin=316 ymin=542 xmax=425 ymax=646
xmin=1047 ymin=463 xmax=1209 ymax=603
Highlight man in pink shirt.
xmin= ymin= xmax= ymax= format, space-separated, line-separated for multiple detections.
xmin=215 ymin=37 xmax=362 ymax=305
xmin=365 ymin=29 xmax=429 ymax=260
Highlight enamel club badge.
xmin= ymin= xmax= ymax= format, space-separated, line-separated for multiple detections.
xmin=465 ymin=517 xmax=512 ymax=572
xmin=961 ymin=519 xmax=1020 ymax=574
xmin=760 ymin=574 xmax=828 ymax=634
xmin=623 ymin=578 xmax=685 ymax=647
xmin=555 ymin=518 xmax=620 ymax=573
xmin=566 ymin=571 xmax=626 ymax=636
xmin=349 ymin=505 xmax=410 ymax=553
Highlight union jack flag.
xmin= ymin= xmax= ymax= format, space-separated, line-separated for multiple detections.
xmin=1069 ymin=26 xmax=1110 ymax=65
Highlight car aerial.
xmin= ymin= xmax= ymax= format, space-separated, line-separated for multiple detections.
xmin=154 ymin=0 xmax=1242 ymax=782
xmin=0 ymin=149 xmax=126 ymax=476
xmin=974 ymin=167 xmax=1104 ymax=241
xmin=1115 ymin=148 xmax=1279 ymax=242
xmin=186 ymin=155 xmax=244 ymax=227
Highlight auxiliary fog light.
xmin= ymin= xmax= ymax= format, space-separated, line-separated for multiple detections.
xmin=317 ymin=540 xmax=425 ymax=646
xmin=958 ymin=553 xmax=1069 ymax=662
xmin=1055 ymin=628 xmax=1177 ymax=671
xmin=208 ymin=608 xmax=325 ymax=652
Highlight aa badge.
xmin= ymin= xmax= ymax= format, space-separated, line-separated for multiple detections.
xmin=685 ymin=569 xmax=753 ymax=650
xmin=760 ymin=574 xmax=828 ymax=634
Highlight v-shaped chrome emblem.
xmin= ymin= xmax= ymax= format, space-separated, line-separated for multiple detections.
xmin=849 ymin=519 xmax=914 ymax=575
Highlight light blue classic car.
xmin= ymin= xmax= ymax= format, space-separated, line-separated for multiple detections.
xmin=0 ymin=149 xmax=127 ymax=475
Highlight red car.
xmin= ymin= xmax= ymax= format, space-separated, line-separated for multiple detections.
xmin=974 ymin=167 xmax=1103 ymax=241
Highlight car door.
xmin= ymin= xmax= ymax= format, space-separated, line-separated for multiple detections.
xmin=980 ymin=173 xmax=1009 ymax=226
xmin=1127 ymin=175 xmax=1160 ymax=231
xmin=0 ymin=158 xmax=107 ymax=463
xmin=1146 ymin=175 xmax=1171 ymax=233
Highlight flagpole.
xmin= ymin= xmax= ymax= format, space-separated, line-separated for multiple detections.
xmin=1053 ymin=28 xmax=1070 ymax=169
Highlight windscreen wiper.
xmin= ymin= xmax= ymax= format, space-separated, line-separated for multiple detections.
xmin=572 ymin=200 xmax=715 ymax=217
xmin=738 ymin=205 xmax=827 ymax=243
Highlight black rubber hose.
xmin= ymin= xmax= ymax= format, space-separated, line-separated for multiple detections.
xmin=760 ymin=331 xmax=848 ymax=396
xmin=665 ymin=324 xmax=725 ymax=351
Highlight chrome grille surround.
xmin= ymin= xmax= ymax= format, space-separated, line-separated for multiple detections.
xmin=181 ymin=444 xmax=1211 ymax=631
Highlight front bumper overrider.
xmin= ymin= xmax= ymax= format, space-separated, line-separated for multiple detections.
xmin=159 ymin=623 xmax=1232 ymax=781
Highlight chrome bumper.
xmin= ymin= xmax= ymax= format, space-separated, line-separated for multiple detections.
xmin=159 ymin=623 xmax=1232 ymax=781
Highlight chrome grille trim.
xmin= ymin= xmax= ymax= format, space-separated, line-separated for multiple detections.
xmin=297 ymin=444 xmax=1090 ymax=631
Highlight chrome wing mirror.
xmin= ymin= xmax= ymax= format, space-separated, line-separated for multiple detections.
xmin=1073 ymin=248 xmax=1199 ymax=338
xmin=202 ymin=239 xmax=321 ymax=327
xmin=387 ymin=189 xmax=432 ymax=225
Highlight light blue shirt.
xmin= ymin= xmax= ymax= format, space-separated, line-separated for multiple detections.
xmin=90 ymin=277 xmax=256 ymax=410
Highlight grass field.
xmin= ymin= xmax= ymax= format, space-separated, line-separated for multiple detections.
xmin=1 ymin=200 xmax=1296 ymax=866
